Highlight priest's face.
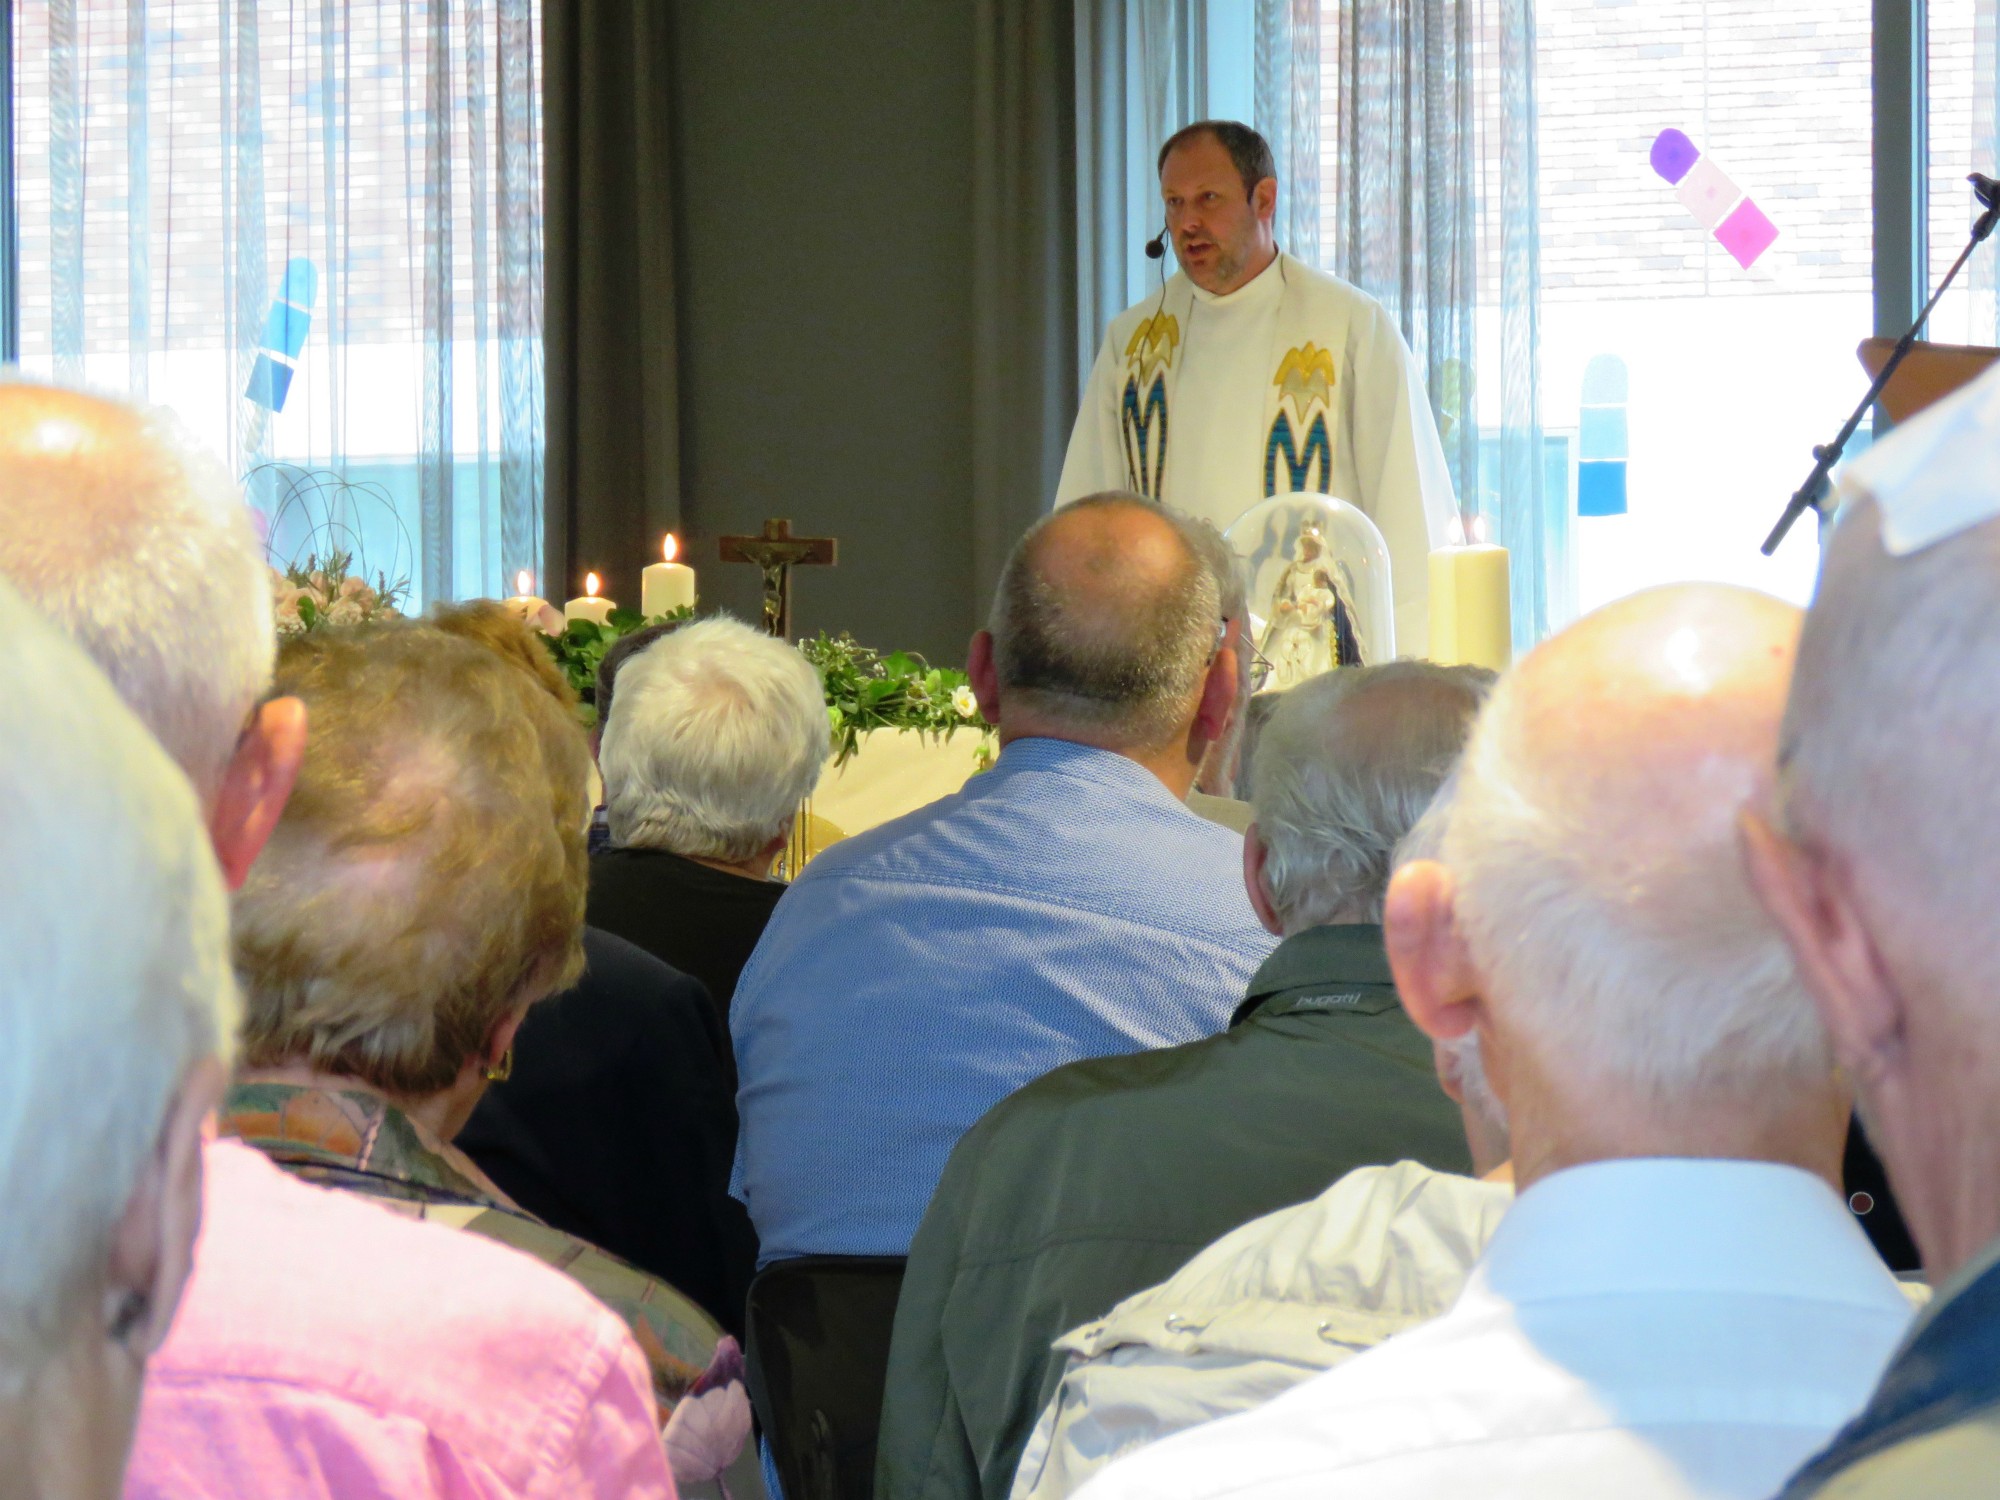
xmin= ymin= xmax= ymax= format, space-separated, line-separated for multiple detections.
xmin=1160 ymin=134 xmax=1278 ymax=295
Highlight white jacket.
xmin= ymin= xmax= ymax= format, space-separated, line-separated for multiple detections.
xmin=1009 ymin=1161 xmax=1512 ymax=1500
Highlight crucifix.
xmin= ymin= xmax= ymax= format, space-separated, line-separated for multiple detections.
xmin=717 ymin=518 xmax=839 ymax=639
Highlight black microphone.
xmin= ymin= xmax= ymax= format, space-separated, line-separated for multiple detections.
xmin=1974 ymin=172 xmax=2000 ymax=211
xmin=1145 ymin=225 xmax=1169 ymax=260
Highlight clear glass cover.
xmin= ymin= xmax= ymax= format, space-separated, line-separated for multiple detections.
xmin=1224 ymin=492 xmax=1395 ymax=689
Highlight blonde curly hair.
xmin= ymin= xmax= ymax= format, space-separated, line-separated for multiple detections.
xmin=233 ymin=620 xmax=591 ymax=1096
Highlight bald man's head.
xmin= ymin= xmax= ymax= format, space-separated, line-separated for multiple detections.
xmin=0 ymin=382 xmax=272 ymax=801
xmin=1442 ymin=583 xmax=1826 ymax=1099
xmin=990 ymin=495 xmax=1227 ymax=750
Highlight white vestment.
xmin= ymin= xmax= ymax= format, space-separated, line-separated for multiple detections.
xmin=1055 ymin=253 xmax=1456 ymax=654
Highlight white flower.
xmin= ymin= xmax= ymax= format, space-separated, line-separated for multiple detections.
xmin=952 ymin=685 xmax=979 ymax=718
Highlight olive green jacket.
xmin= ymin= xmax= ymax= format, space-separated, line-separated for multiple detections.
xmin=874 ymin=923 xmax=1471 ymax=1500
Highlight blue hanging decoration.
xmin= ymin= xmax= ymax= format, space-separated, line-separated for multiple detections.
xmin=245 ymin=258 xmax=318 ymax=413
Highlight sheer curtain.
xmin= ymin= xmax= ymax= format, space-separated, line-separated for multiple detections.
xmin=1271 ymin=0 xmax=1560 ymax=652
xmin=19 ymin=0 xmax=542 ymax=608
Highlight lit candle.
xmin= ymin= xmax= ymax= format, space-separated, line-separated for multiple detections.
xmin=503 ymin=570 xmax=563 ymax=636
xmin=641 ymin=533 xmax=697 ymax=618
xmin=564 ymin=571 xmax=617 ymax=627
xmin=1428 ymin=519 xmax=1512 ymax=671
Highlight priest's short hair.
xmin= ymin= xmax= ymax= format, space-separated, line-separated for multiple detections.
xmin=1157 ymin=120 xmax=1276 ymax=194
xmin=1253 ymin=660 xmax=1492 ymax=928
xmin=0 ymin=380 xmax=272 ymax=801
xmin=600 ymin=614 xmax=830 ymax=862
xmin=991 ymin=492 xmax=1234 ymax=752
xmin=0 ymin=572 xmax=237 ymax=1377
xmin=232 ymin=621 xmax=591 ymax=1097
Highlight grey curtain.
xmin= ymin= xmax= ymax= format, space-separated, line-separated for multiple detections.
xmin=973 ymin=0 xmax=1082 ymax=606
xmin=542 ymin=0 xmax=679 ymax=606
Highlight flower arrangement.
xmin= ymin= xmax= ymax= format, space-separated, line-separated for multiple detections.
xmin=271 ymin=551 xmax=407 ymax=635
xmin=801 ymin=632 xmax=989 ymax=767
xmin=538 ymin=606 xmax=696 ymax=724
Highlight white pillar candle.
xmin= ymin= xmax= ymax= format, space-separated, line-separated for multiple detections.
xmin=503 ymin=571 xmax=562 ymax=636
xmin=642 ymin=534 xmax=697 ymax=617
xmin=564 ymin=571 xmax=617 ymax=627
xmin=1428 ymin=536 xmax=1512 ymax=671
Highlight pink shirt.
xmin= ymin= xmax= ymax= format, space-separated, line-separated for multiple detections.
xmin=125 ymin=1139 xmax=677 ymax=1500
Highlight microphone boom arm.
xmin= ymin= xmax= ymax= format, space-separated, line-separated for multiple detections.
xmin=1761 ymin=175 xmax=2000 ymax=556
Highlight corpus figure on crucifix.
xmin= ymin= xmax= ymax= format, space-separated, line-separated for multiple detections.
xmin=717 ymin=519 xmax=838 ymax=639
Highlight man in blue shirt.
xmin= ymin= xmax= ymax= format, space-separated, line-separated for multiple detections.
xmin=730 ymin=493 xmax=1276 ymax=1264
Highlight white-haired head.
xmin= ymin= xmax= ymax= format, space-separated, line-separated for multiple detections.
xmin=1391 ymin=777 xmax=1505 ymax=1141
xmin=0 ymin=380 xmax=273 ymax=803
xmin=1252 ymin=661 xmax=1492 ymax=929
xmin=0 ymin=573 xmax=237 ymax=1387
xmin=1779 ymin=495 xmax=2000 ymax=1017
xmin=1444 ymin=583 xmax=1827 ymax=1103
xmin=601 ymin=615 xmax=832 ymax=861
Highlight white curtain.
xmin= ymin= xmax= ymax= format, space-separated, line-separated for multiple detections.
xmin=22 ymin=0 xmax=542 ymax=608
xmin=1078 ymin=0 xmax=1562 ymax=651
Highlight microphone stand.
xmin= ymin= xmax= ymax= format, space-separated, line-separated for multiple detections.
xmin=1761 ymin=174 xmax=2000 ymax=556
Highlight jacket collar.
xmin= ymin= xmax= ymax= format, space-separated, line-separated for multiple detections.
xmin=1232 ymin=923 xmax=1397 ymax=1027
xmin=1789 ymin=1229 xmax=2000 ymax=1485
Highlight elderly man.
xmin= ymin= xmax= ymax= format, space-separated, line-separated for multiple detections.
xmin=1080 ymin=584 xmax=1914 ymax=1500
xmin=0 ymin=577 xmax=237 ymax=1499
xmin=1743 ymin=369 xmax=2000 ymax=1497
xmin=877 ymin=661 xmax=1490 ymax=1500
xmin=0 ymin=384 xmax=678 ymax=1497
xmin=1012 ymin=789 xmax=1512 ymax=1500
xmin=588 ymin=614 xmax=831 ymax=1012
xmin=730 ymin=493 xmax=1273 ymax=1265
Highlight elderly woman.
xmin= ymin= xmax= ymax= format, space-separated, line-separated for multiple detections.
xmin=589 ymin=614 xmax=832 ymax=1011
xmin=0 ymin=581 xmax=235 ymax=1499
xmin=225 ymin=620 xmax=747 ymax=1487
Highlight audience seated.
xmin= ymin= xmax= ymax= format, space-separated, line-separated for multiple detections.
xmin=589 ymin=620 xmax=684 ymax=853
xmin=590 ymin=614 xmax=829 ymax=1014
xmin=0 ymin=382 xmax=678 ymax=1497
xmin=1009 ymin=788 xmax=1513 ymax=1500
xmin=436 ymin=602 xmax=760 ymax=1338
xmin=1744 ymin=372 xmax=2000 ymax=1498
xmin=0 ymin=578 xmax=236 ymax=1500
xmin=221 ymin=619 xmax=745 ymax=1475
xmin=729 ymin=493 xmax=1277 ymax=1264
xmin=877 ymin=660 xmax=1492 ymax=1500
xmin=1078 ymin=583 xmax=1914 ymax=1500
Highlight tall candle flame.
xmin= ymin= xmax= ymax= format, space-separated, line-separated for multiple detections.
xmin=585 ymin=572 xmax=601 ymax=598
xmin=515 ymin=570 xmax=533 ymax=596
xmin=1470 ymin=515 xmax=1490 ymax=545
xmin=663 ymin=534 xmax=680 ymax=564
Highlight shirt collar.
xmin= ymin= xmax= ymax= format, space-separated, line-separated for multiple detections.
xmin=986 ymin=736 xmax=1194 ymax=813
xmin=1473 ymin=1157 xmax=1907 ymax=1311
xmin=1234 ymin=922 xmax=1394 ymax=1026
xmin=1188 ymin=249 xmax=1286 ymax=308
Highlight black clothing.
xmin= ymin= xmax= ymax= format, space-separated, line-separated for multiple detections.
xmin=587 ymin=845 xmax=787 ymax=1016
xmin=458 ymin=926 xmax=758 ymax=1336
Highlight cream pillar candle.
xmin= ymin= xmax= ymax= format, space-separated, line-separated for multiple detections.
xmin=642 ymin=534 xmax=697 ymax=617
xmin=564 ymin=571 xmax=617 ymax=627
xmin=503 ymin=571 xmax=563 ymax=636
xmin=1428 ymin=538 xmax=1512 ymax=671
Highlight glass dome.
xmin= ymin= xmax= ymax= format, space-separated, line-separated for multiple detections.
xmin=1224 ymin=492 xmax=1394 ymax=690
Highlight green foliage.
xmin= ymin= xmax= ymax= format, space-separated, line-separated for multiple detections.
xmin=801 ymin=632 xmax=989 ymax=766
xmin=538 ymin=605 xmax=695 ymax=726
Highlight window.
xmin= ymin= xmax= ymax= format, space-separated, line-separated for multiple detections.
xmin=1533 ymin=0 xmax=1872 ymax=613
xmin=9 ymin=0 xmax=542 ymax=607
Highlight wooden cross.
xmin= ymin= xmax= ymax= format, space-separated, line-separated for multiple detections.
xmin=717 ymin=518 xmax=838 ymax=639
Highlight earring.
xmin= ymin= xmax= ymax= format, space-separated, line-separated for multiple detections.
xmin=485 ymin=1047 xmax=514 ymax=1083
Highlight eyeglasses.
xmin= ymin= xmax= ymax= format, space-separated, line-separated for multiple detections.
xmin=1217 ymin=618 xmax=1276 ymax=694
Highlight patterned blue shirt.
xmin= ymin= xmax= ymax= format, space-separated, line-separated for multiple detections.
xmin=729 ymin=736 xmax=1279 ymax=1264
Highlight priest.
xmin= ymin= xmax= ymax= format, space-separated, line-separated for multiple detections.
xmin=1056 ymin=120 xmax=1456 ymax=652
